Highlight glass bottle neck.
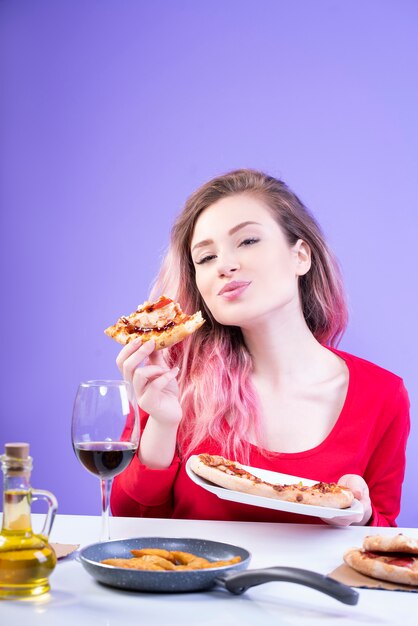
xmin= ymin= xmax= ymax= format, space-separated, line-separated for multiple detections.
xmin=2 ymin=464 xmax=32 ymax=534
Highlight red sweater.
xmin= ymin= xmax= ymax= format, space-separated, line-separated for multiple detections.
xmin=111 ymin=349 xmax=410 ymax=526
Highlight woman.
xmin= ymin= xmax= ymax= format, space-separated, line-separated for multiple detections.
xmin=111 ymin=169 xmax=410 ymax=526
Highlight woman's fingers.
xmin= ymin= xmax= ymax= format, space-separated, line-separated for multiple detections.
xmin=117 ymin=338 xmax=156 ymax=381
xmin=323 ymin=474 xmax=372 ymax=527
xmin=134 ymin=366 xmax=179 ymax=396
xmin=133 ymin=366 xmax=181 ymax=422
xmin=338 ymin=474 xmax=369 ymax=502
xmin=132 ymin=364 xmax=172 ymax=397
xmin=115 ymin=337 xmax=180 ymax=425
xmin=147 ymin=346 xmax=168 ymax=368
xmin=145 ymin=367 xmax=180 ymax=392
xmin=115 ymin=337 xmax=143 ymax=372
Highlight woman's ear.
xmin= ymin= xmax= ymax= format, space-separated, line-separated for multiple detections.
xmin=293 ymin=239 xmax=311 ymax=276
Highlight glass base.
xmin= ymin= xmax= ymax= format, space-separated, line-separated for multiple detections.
xmin=0 ymin=579 xmax=50 ymax=598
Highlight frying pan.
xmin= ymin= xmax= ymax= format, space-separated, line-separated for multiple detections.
xmin=79 ymin=537 xmax=358 ymax=605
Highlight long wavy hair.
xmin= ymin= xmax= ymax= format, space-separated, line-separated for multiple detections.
xmin=150 ymin=169 xmax=348 ymax=462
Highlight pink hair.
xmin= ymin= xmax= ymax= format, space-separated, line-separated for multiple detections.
xmin=150 ymin=169 xmax=348 ymax=462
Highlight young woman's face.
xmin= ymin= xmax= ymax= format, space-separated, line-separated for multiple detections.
xmin=190 ymin=194 xmax=311 ymax=329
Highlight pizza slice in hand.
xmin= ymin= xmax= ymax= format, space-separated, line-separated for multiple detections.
xmin=105 ymin=295 xmax=205 ymax=350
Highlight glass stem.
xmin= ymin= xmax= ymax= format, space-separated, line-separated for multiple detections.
xmin=100 ymin=478 xmax=112 ymax=541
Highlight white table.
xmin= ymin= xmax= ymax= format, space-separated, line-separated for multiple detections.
xmin=1 ymin=514 xmax=417 ymax=626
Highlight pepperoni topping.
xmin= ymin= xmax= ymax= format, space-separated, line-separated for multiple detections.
xmin=386 ymin=557 xmax=415 ymax=568
xmin=143 ymin=296 xmax=173 ymax=313
xmin=363 ymin=551 xmax=415 ymax=568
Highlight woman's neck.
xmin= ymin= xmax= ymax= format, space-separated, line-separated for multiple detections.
xmin=242 ymin=308 xmax=339 ymax=388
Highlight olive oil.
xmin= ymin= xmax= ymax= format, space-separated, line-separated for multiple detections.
xmin=0 ymin=443 xmax=57 ymax=598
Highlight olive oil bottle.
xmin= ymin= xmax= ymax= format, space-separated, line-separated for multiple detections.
xmin=0 ymin=443 xmax=58 ymax=598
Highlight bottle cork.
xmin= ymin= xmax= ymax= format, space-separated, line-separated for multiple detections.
xmin=5 ymin=443 xmax=30 ymax=459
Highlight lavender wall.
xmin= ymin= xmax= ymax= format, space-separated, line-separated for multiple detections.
xmin=1 ymin=1 xmax=417 ymax=526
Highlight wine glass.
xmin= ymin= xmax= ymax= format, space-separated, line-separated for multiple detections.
xmin=71 ymin=380 xmax=139 ymax=541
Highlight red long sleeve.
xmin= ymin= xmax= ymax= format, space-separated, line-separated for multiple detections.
xmin=111 ymin=453 xmax=181 ymax=518
xmin=364 ymin=380 xmax=410 ymax=526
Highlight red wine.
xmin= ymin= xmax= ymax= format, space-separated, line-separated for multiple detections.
xmin=74 ymin=442 xmax=137 ymax=479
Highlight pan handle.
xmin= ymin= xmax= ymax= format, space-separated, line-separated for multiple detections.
xmin=220 ymin=567 xmax=359 ymax=605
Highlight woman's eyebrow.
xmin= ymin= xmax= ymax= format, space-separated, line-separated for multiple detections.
xmin=191 ymin=221 xmax=262 ymax=253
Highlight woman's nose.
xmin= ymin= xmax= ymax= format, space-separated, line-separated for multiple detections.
xmin=217 ymin=257 xmax=240 ymax=277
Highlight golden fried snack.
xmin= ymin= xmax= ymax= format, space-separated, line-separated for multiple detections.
xmin=131 ymin=548 xmax=176 ymax=562
xmin=170 ymin=551 xmax=210 ymax=566
xmin=101 ymin=549 xmax=242 ymax=571
xmin=173 ymin=555 xmax=242 ymax=570
xmin=184 ymin=557 xmax=213 ymax=569
xmin=204 ymin=556 xmax=242 ymax=568
xmin=101 ymin=558 xmax=164 ymax=570
xmin=138 ymin=555 xmax=176 ymax=570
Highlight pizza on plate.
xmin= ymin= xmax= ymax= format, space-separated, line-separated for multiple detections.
xmin=104 ymin=295 xmax=205 ymax=350
xmin=189 ymin=453 xmax=354 ymax=509
xmin=344 ymin=534 xmax=418 ymax=586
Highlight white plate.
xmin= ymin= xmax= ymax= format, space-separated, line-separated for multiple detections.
xmin=186 ymin=456 xmax=363 ymax=520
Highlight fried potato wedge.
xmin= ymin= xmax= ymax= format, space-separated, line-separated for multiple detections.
xmin=101 ymin=549 xmax=242 ymax=571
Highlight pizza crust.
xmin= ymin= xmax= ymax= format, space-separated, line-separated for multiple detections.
xmin=344 ymin=548 xmax=418 ymax=586
xmin=189 ymin=455 xmax=279 ymax=499
xmin=189 ymin=454 xmax=354 ymax=509
xmin=362 ymin=533 xmax=418 ymax=555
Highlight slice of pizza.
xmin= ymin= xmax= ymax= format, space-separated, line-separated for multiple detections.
xmin=104 ymin=295 xmax=205 ymax=350
xmin=344 ymin=547 xmax=418 ymax=586
xmin=189 ymin=454 xmax=354 ymax=509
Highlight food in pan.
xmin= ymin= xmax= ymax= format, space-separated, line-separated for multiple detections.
xmin=344 ymin=533 xmax=418 ymax=586
xmin=189 ymin=453 xmax=354 ymax=509
xmin=101 ymin=548 xmax=241 ymax=571
xmin=104 ymin=295 xmax=205 ymax=350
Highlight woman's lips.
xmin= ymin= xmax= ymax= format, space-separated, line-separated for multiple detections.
xmin=217 ymin=281 xmax=251 ymax=300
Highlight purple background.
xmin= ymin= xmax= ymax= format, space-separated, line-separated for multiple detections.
xmin=1 ymin=1 xmax=417 ymax=526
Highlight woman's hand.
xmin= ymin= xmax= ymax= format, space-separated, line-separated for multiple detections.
xmin=322 ymin=474 xmax=373 ymax=527
xmin=116 ymin=337 xmax=182 ymax=427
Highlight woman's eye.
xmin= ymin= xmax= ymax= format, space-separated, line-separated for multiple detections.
xmin=239 ymin=237 xmax=260 ymax=247
xmin=195 ymin=254 xmax=216 ymax=265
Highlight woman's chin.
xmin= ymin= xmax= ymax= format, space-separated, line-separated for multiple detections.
xmin=208 ymin=301 xmax=262 ymax=329
xmin=212 ymin=312 xmax=250 ymax=329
